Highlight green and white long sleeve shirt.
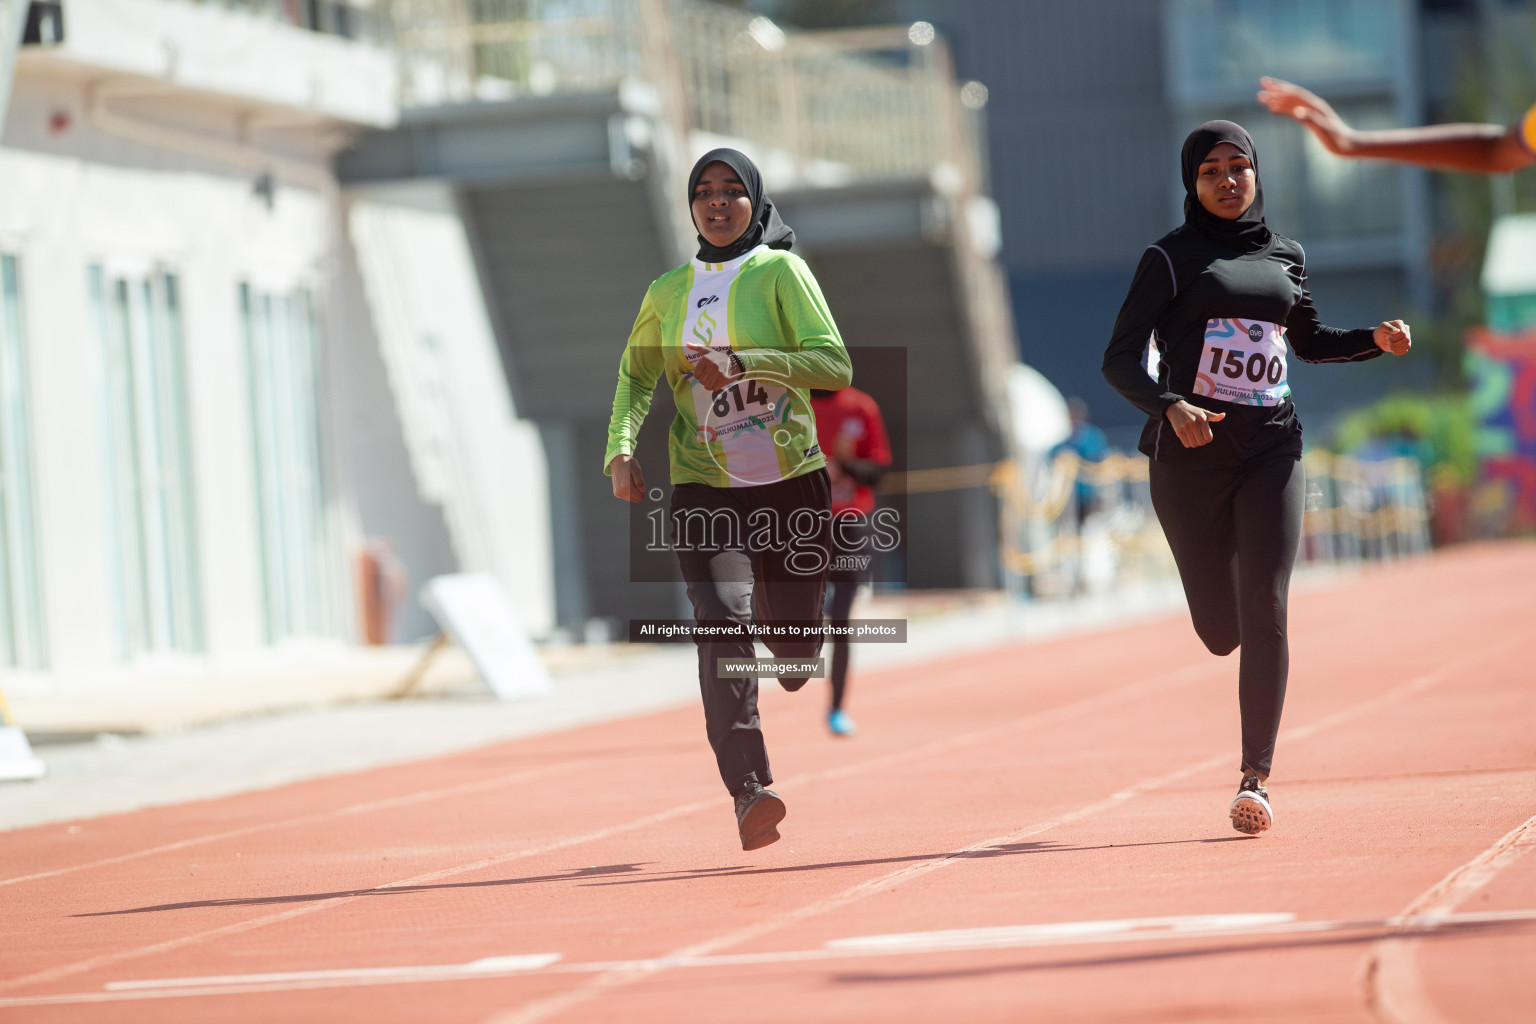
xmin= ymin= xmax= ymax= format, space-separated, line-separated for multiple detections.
xmin=604 ymin=246 xmax=852 ymax=488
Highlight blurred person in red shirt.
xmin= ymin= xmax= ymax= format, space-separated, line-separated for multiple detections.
xmin=810 ymin=386 xmax=892 ymax=737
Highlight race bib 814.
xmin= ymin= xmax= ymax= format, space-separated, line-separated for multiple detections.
xmin=1193 ymin=318 xmax=1291 ymax=407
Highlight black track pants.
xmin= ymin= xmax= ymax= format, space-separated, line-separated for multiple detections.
xmin=1148 ymin=455 xmax=1304 ymax=776
xmin=672 ymin=470 xmax=831 ymax=797
xmin=825 ymin=578 xmax=858 ymax=711
xmin=824 ymin=513 xmax=873 ymax=712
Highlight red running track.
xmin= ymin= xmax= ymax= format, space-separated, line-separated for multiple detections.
xmin=2 ymin=542 xmax=1534 ymax=1023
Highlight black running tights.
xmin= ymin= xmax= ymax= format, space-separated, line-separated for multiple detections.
xmin=824 ymin=512 xmax=873 ymax=713
xmin=1148 ymin=455 xmax=1304 ymax=777
xmin=825 ymin=577 xmax=859 ymax=711
xmin=673 ymin=471 xmax=830 ymax=797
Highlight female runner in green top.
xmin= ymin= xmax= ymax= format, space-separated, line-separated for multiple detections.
xmin=605 ymin=148 xmax=852 ymax=851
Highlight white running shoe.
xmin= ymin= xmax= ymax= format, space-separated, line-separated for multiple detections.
xmin=1229 ymin=776 xmax=1272 ymax=835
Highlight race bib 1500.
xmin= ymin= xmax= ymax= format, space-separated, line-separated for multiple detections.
xmin=1193 ymin=318 xmax=1291 ymax=407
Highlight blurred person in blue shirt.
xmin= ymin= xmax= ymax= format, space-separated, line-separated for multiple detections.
xmin=1052 ymin=397 xmax=1111 ymax=529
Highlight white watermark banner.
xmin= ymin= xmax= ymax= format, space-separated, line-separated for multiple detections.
xmin=716 ymin=658 xmax=827 ymax=678
xmin=629 ymin=619 xmax=907 ymax=643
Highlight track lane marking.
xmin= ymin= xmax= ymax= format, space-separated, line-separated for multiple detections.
xmin=1363 ymin=811 xmax=1536 ymax=1024
xmin=0 ymin=760 xmax=590 ymax=888
xmin=2 ymin=911 xmax=1533 ymax=1008
xmin=6 ymin=633 xmax=1513 ymax=1005
xmin=0 ymin=656 xmax=1229 ymax=994
xmin=825 ymin=913 xmax=1298 ymax=950
xmin=2 ymin=638 xmax=1228 ymax=891
xmin=482 ymin=639 xmax=1522 ymax=1024
xmin=0 ymin=792 xmax=724 ymax=994
xmin=8 ymin=602 xmax=1385 ymax=895
xmin=107 ymin=953 xmax=564 ymax=990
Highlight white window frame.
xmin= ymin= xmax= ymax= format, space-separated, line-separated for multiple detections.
xmin=0 ymin=253 xmax=47 ymax=670
xmin=239 ymin=281 xmax=343 ymax=644
xmin=88 ymin=263 xmax=204 ymax=659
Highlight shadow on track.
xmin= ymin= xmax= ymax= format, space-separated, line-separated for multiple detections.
xmin=581 ymin=835 xmax=1255 ymax=887
xmin=74 ymin=836 xmax=1253 ymax=916
xmin=71 ymin=863 xmax=653 ymax=917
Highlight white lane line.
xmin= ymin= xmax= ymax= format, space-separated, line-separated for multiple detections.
xmin=825 ymin=913 xmax=1298 ymax=951
xmin=1 ymin=911 xmax=1533 ymax=1008
xmin=9 ymin=635 xmax=1512 ymax=1006
xmin=0 ymin=760 xmax=590 ymax=889
xmin=4 ymin=655 xmax=1225 ymax=898
xmin=0 ymin=791 xmax=724 ymax=995
xmin=0 ymin=656 xmax=1229 ymax=995
xmin=106 ymin=953 xmax=563 ymax=991
xmin=1 ymin=622 xmax=1233 ymax=892
xmin=482 ymin=639 xmax=1524 ymax=1024
xmin=1364 ymin=811 xmax=1536 ymax=1024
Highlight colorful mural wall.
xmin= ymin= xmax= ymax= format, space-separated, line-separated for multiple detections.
xmin=1465 ymin=328 xmax=1536 ymax=532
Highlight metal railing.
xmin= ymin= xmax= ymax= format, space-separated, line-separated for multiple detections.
xmin=1297 ymin=450 xmax=1431 ymax=563
xmin=186 ymin=0 xmax=394 ymax=46
xmin=995 ymin=449 xmax=1432 ymax=599
xmin=386 ymin=0 xmax=1018 ymax=439
xmin=387 ymin=0 xmax=982 ymax=186
xmin=668 ymin=9 xmax=961 ymax=182
xmin=994 ymin=453 xmax=1171 ymax=598
xmin=390 ymin=0 xmax=640 ymax=101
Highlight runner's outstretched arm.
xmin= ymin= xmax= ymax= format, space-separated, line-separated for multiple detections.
xmin=1257 ymin=77 xmax=1535 ymax=174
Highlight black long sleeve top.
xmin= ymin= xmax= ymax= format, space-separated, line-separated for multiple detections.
xmin=1102 ymin=225 xmax=1382 ymax=469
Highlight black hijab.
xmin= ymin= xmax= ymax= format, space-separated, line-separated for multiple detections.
xmin=1180 ymin=120 xmax=1271 ymax=254
xmin=687 ymin=148 xmax=795 ymax=263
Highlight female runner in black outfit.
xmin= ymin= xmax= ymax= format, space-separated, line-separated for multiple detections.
xmin=1102 ymin=121 xmax=1413 ymax=834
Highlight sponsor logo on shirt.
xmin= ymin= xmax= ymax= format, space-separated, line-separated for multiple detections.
xmin=803 ymin=444 xmax=821 ymax=459
xmin=691 ymin=309 xmax=717 ymax=345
